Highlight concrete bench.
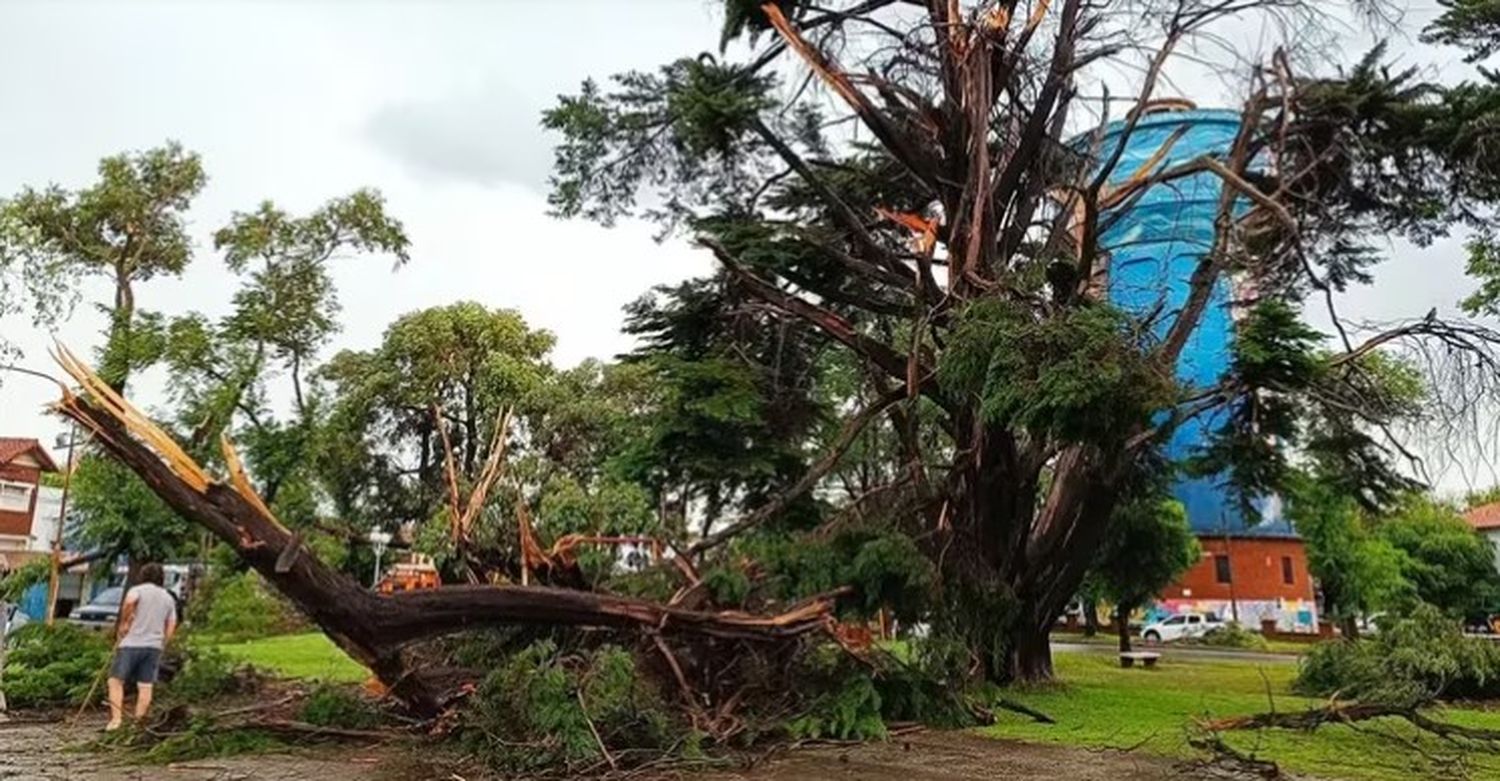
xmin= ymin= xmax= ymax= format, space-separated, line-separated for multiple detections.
xmin=1119 ymin=651 xmax=1161 ymax=669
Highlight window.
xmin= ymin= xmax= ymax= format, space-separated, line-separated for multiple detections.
xmin=1187 ymin=615 xmax=1202 ymax=625
xmin=1214 ymin=554 xmax=1232 ymax=584
xmin=1164 ymin=616 xmax=1186 ymax=626
xmin=1281 ymin=556 xmax=1295 ymax=585
xmin=0 ymin=482 xmax=31 ymax=512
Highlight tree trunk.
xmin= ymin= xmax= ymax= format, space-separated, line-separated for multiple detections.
xmin=1083 ymin=600 xmax=1099 ymax=637
xmin=1008 ymin=620 xmax=1054 ymax=682
xmin=55 ymin=380 xmax=839 ymax=715
xmin=1117 ymin=603 xmax=1134 ymax=654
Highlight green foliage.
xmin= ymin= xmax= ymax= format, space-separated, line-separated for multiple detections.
xmin=1187 ymin=623 xmax=1270 ymax=651
xmin=786 ymin=672 xmax=886 ymax=741
xmin=1 ymin=623 xmax=110 ymax=708
xmin=748 ymin=529 xmax=936 ymax=621
xmin=1287 ymin=475 xmax=1412 ymax=625
xmin=317 ymin=301 xmax=555 ymax=529
xmin=1295 ymin=604 xmax=1500 ymax=703
xmin=298 ymin=682 xmax=381 ymax=729
xmin=1375 ymin=496 xmax=1500 ymax=620
xmin=702 ymin=565 xmax=752 ymax=607
xmin=187 ymin=571 xmax=304 ymax=642
xmin=1191 ymin=301 xmax=1320 ymax=505
xmin=940 ymin=299 xmax=1170 ymax=443
xmin=0 ymin=142 xmax=206 ymax=386
xmin=137 ymin=718 xmax=285 ymax=764
xmin=165 ymin=646 xmax=256 ymax=702
xmin=0 ymin=558 xmax=51 ymax=603
xmin=462 ymin=641 xmax=676 ymax=772
xmin=1422 ymin=0 xmax=1500 ymax=62
xmin=872 ymin=636 xmax=976 ymax=728
xmin=1090 ymin=494 xmax=1198 ymax=613
xmin=1461 ymin=234 xmax=1500 ymax=318
xmin=71 ymin=455 xmax=193 ymax=565
xmin=545 ymin=58 xmax=779 ymax=228
xmin=617 ymin=276 xmax=828 ymax=537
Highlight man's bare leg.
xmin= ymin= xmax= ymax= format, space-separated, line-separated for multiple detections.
xmin=133 ymin=683 xmax=153 ymax=722
xmin=105 ymin=678 xmax=125 ymax=731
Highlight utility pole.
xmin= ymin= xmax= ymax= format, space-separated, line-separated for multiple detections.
xmin=44 ymin=424 xmax=80 ymax=626
xmin=1222 ymin=513 xmax=1240 ymax=624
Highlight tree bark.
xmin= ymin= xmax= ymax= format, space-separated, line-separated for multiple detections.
xmin=54 ymin=380 xmax=838 ymax=715
xmin=1008 ymin=620 xmax=1054 ymax=682
xmin=1082 ymin=599 xmax=1099 ymax=637
xmin=1116 ymin=603 xmax=1134 ymax=654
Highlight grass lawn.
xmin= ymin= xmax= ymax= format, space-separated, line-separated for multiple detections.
xmin=984 ymin=652 xmax=1500 ymax=780
xmin=214 ymin=632 xmax=369 ymax=684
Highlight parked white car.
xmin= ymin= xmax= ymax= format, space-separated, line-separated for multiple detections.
xmin=1141 ymin=612 xmax=1223 ymax=644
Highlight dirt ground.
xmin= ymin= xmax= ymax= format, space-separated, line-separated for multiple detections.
xmin=1 ymin=717 xmax=1204 ymax=781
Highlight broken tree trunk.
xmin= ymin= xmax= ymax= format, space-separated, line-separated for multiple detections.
xmin=50 ymin=349 xmax=837 ymax=714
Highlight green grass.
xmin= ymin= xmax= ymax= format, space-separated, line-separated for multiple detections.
xmin=982 ymin=652 xmax=1500 ymax=780
xmin=214 ymin=632 xmax=369 ymax=684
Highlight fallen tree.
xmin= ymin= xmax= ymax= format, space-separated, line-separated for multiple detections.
xmin=49 ymin=348 xmax=838 ymax=715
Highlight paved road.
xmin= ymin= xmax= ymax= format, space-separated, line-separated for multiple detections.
xmin=1054 ymin=641 xmax=1300 ymax=665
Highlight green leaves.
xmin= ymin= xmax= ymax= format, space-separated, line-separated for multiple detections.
xmin=1422 ymin=0 xmax=1500 ymax=62
xmin=941 ymin=299 xmax=1170 ymax=443
xmin=1091 ymin=496 xmax=1198 ymax=610
xmin=545 ymin=58 xmax=780 ymax=228
xmin=0 ymin=142 xmax=206 ymax=384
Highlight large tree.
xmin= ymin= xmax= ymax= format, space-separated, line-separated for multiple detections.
xmin=0 ymin=143 xmax=206 ymax=390
xmin=543 ymin=0 xmax=1500 ymax=679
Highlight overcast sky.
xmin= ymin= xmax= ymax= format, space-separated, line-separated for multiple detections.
xmin=0 ymin=0 xmax=1490 ymax=489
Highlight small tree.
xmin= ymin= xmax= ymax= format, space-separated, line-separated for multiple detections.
xmin=1089 ymin=495 xmax=1199 ymax=653
xmin=1286 ymin=475 xmax=1411 ymax=638
xmin=0 ymin=143 xmax=206 ymax=390
xmin=1377 ymin=497 xmax=1500 ymax=623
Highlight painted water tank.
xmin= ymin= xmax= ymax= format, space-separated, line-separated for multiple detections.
xmin=1085 ymin=108 xmax=1279 ymax=533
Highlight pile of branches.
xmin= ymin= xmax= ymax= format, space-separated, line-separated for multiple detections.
xmin=47 ymin=348 xmax=901 ymax=771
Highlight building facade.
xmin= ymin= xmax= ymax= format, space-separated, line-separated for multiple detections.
xmin=0 ymin=437 xmax=99 ymax=621
xmin=1158 ymin=533 xmax=1319 ymax=632
xmin=0 ymin=437 xmax=59 ymax=553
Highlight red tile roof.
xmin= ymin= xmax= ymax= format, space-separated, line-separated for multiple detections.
xmin=0 ymin=437 xmax=59 ymax=472
xmin=1466 ymin=501 xmax=1500 ymax=531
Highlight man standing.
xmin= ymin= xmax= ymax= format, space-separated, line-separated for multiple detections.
xmin=106 ymin=562 xmax=176 ymax=731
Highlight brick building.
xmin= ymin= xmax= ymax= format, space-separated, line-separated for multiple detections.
xmin=1158 ymin=532 xmax=1318 ymax=631
xmin=0 ymin=437 xmax=59 ymax=552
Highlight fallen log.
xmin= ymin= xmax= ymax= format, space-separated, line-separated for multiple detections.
xmin=1204 ymin=701 xmax=1500 ymax=743
xmin=50 ymin=348 xmax=838 ymax=714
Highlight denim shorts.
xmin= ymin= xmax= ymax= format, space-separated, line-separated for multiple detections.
xmin=110 ymin=646 xmax=163 ymax=685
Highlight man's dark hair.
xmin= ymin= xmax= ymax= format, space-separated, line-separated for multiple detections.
xmin=139 ymin=562 xmax=165 ymax=587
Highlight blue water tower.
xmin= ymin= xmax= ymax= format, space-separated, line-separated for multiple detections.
xmin=1085 ymin=107 xmax=1276 ymax=533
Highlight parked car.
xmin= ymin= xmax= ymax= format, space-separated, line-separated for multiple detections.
xmin=1141 ymin=612 xmax=1224 ymax=644
xmin=67 ymin=586 xmax=124 ymax=632
xmin=3 ymin=603 xmax=29 ymax=637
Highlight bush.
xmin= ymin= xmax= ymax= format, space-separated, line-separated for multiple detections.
xmin=299 ymin=682 xmax=381 ymax=729
xmin=1187 ymin=623 xmax=1270 ymax=651
xmin=164 ymin=645 xmax=258 ymax=703
xmin=1 ymin=623 xmax=111 ymax=709
xmin=462 ymin=641 xmax=677 ymax=772
xmin=188 ymin=571 xmax=304 ymax=641
xmin=1295 ymin=603 xmax=1500 ymax=704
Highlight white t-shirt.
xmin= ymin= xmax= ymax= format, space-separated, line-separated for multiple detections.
xmin=120 ymin=583 xmax=176 ymax=649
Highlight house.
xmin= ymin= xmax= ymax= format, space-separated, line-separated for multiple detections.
xmin=1464 ymin=501 xmax=1500 ymax=573
xmin=0 ymin=437 xmax=60 ymax=553
xmin=0 ymin=436 xmax=99 ymax=620
xmin=1157 ymin=530 xmax=1319 ymax=632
